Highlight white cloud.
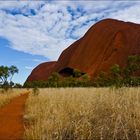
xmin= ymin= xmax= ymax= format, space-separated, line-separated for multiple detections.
xmin=0 ymin=1 xmax=140 ymax=60
xmin=32 ymin=59 xmax=43 ymax=62
xmin=108 ymin=4 xmax=140 ymax=23
xmin=25 ymin=66 xmax=33 ymax=70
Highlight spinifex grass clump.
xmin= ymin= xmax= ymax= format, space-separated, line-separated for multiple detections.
xmin=24 ymin=88 xmax=140 ymax=140
xmin=32 ymin=87 xmax=39 ymax=96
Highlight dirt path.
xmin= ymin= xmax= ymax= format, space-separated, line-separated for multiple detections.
xmin=0 ymin=93 xmax=28 ymax=140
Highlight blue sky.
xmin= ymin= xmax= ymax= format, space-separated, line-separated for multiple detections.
xmin=0 ymin=0 xmax=140 ymax=84
xmin=0 ymin=37 xmax=47 ymax=84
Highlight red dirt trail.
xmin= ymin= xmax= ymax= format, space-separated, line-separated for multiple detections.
xmin=0 ymin=93 xmax=28 ymax=140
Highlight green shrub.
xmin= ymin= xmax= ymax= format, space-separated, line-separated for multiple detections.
xmin=73 ymin=69 xmax=83 ymax=78
xmin=32 ymin=87 xmax=39 ymax=96
xmin=47 ymin=72 xmax=60 ymax=87
xmin=23 ymin=55 xmax=140 ymax=88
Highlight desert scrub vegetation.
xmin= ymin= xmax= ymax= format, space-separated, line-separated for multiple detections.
xmin=24 ymin=55 xmax=140 ymax=88
xmin=0 ymin=88 xmax=28 ymax=107
xmin=24 ymin=88 xmax=140 ymax=140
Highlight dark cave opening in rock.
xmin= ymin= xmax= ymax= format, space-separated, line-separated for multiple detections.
xmin=59 ymin=67 xmax=74 ymax=77
xmin=59 ymin=67 xmax=85 ymax=77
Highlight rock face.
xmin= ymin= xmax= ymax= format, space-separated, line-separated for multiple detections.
xmin=26 ymin=19 xmax=140 ymax=82
xmin=26 ymin=61 xmax=56 ymax=82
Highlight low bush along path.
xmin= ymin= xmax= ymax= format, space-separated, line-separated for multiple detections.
xmin=0 ymin=93 xmax=28 ymax=140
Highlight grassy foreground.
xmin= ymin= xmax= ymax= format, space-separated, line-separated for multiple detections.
xmin=24 ymin=88 xmax=140 ymax=140
xmin=0 ymin=89 xmax=28 ymax=108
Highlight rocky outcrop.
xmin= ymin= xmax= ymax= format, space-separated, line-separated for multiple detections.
xmin=26 ymin=19 xmax=140 ymax=82
xmin=26 ymin=61 xmax=56 ymax=82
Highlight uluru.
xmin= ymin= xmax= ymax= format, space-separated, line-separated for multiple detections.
xmin=26 ymin=18 xmax=140 ymax=83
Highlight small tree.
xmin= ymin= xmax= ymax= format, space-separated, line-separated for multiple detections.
xmin=73 ymin=69 xmax=83 ymax=78
xmin=0 ymin=65 xmax=18 ymax=88
xmin=0 ymin=66 xmax=9 ymax=85
xmin=81 ymin=74 xmax=90 ymax=87
xmin=123 ymin=55 xmax=140 ymax=86
xmin=110 ymin=64 xmax=122 ymax=88
xmin=32 ymin=87 xmax=39 ymax=96
xmin=66 ymin=76 xmax=77 ymax=87
xmin=94 ymin=71 xmax=109 ymax=87
xmin=9 ymin=65 xmax=19 ymax=83
xmin=14 ymin=83 xmax=22 ymax=88
xmin=124 ymin=55 xmax=140 ymax=76
xmin=47 ymin=72 xmax=60 ymax=87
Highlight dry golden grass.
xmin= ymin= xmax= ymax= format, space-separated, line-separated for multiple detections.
xmin=0 ymin=88 xmax=28 ymax=107
xmin=24 ymin=88 xmax=140 ymax=140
